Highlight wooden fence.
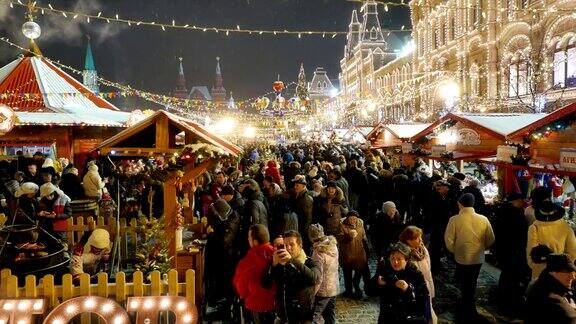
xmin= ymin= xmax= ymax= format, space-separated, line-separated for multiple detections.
xmin=0 ymin=268 xmax=196 ymax=323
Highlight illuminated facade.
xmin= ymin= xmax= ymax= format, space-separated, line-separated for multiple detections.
xmin=339 ymin=0 xmax=576 ymax=122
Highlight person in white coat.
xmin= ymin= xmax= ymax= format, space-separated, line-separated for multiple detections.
xmin=526 ymin=200 xmax=576 ymax=281
xmin=445 ymin=193 xmax=495 ymax=321
xmin=82 ymin=162 xmax=106 ymax=200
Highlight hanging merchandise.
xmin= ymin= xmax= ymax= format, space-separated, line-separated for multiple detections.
xmin=272 ymin=80 xmax=286 ymax=111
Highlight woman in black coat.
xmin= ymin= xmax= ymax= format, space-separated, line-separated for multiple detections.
xmin=373 ymin=242 xmax=430 ymax=324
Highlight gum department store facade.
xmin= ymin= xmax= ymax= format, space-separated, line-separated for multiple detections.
xmin=338 ymin=0 xmax=576 ymax=122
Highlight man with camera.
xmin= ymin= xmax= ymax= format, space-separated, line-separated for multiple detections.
xmin=263 ymin=230 xmax=321 ymax=324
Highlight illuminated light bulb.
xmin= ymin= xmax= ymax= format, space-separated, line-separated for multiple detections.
xmin=183 ymin=314 xmax=193 ymax=323
xmin=52 ymin=319 xmax=63 ymax=324
xmin=177 ymin=301 xmax=186 ymax=311
xmin=65 ymin=304 xmax=76 ymax=314
xmin=129 ymin=300 xmax=140 ymax=309
xmin=143 ymin=299 xmax=154 ymax=310
xmin=113 ymin=316 xmax=124 ymax=324
xmin=17 ymin=301 xmax=30 ymax=311
xmin=160 ymin=298 xmax=171 ymax=309
xmin=102 ymin=303 xmax=114 ymax=313
xmin=3 ymin=302 xmax=14 ymax=310
xmin=84 ymin=298 xmax=96 ymax=309
xmin=32 ymin=301 xmax=43 ymax=311
xmin=0 ymin=319 xmax=6 ymax=324
xmin=17 ymin=320 xmax=27 ymax=324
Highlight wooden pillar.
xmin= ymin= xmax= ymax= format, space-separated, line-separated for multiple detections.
xmin=459 ymin=160 xmax=465 ymax=173
xmin=164 ymin=171 xmax=179 ymax=268
xmin=156 ymin=115 xmax=169 ymax=150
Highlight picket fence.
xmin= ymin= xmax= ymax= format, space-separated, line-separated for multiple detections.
xmin=0 ymin=268 xmax=196 ymax=323
xmin=65 ymin=216 xmax=138 ymax=248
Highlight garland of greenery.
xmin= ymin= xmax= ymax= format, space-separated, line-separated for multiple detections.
xmin=525 ymin=114 xmax=576 ymax=142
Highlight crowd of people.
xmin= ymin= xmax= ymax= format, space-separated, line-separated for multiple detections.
xmin=189 ymin=143 xmax=576 ymax=323
xmin=2 ymin=144 xmax=576 ymax=323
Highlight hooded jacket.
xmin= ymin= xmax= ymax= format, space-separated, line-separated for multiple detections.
xmin=311 ymin=235 xmax=339 ymax=297
xmin=265 ymin=161 xmax=282 ymax=185
xmin=233 ymin=243 xmax=276 ymax=312
xmin=527 ymin=218 xmax=576 ymax=279
xmin=82 ymin=164 xmax=105 ymax=199
xmin=339 ymin=215 xmax=368 ymax=270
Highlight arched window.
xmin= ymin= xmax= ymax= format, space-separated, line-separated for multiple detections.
xmin=553 ymin=38 xmax=576 ymax=88
xmin=470 ymin=64 xmax=479 ymax=97
xmin=439 ymin=19 xmax=445 ymax=46
xmin=509 ymin=57 xmax=528 ymax=96
xmin=370 ymin=27 xmax=377 ymax=40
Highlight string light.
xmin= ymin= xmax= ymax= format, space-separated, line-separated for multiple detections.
xmin=2 ymin=0 xmax=412 ymax=37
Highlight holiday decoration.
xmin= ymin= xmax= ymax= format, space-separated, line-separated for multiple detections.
xmin=0 ymin=105 xmax=17 ymax=135
xmin=134 ymin=216 xmax=172 ymax=277
xmin=126 ymin=109 xmax=146 ymax=127
xmin=295 ymin=63 xmax=310 ymax=110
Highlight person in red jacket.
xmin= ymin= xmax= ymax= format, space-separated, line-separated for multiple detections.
xmin=265 ymin=160 xmax=282 ymax=186
xmin=233 ymin=224 xmax=276 ymax=324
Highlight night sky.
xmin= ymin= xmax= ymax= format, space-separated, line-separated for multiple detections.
xmin=0 ymin=0 xmax=410 ymax=107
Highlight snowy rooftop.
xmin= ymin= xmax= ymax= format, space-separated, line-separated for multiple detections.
xmin=385 ymin=123 xmax=432 ymax=138
xmin=454 ymin=113 xmax=547 ymax=136
xmin=16 ymin=109 xmax=130 ymax=127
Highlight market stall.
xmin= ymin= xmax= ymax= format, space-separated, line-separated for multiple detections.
xmin=92 ymin=110 xmax=241 ymax=302
xmin=0 ymin=53 xmax=129 ymax=161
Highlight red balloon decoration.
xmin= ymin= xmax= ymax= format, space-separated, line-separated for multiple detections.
xmin=272 ymin=81 xmax=285 ymax=93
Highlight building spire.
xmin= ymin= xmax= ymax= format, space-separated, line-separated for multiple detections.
xmin=82 ymin=35 xmax=99 ymax=93
xmin=84 ymin=35 xmax=96 ymax=71
xmin=350 ymin=9 xmax=359 ymax=25
xmin=211 ymin=56 xmax=226 ymax=103
xmin=173 ymin=57 xmax=188 ymax=99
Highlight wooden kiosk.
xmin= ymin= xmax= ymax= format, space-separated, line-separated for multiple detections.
xmin=92 ymin=110 xmax=241 ymax=301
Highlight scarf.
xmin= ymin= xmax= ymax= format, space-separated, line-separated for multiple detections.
xmin=410 ymin=244 xmax=426 ymax=262
xmin=294 ymin=250 xmax=307 ymax=265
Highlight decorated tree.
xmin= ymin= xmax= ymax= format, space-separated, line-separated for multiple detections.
xmin=134 ymin=216 xmax=174 ymax=277
xmin=295 ymin=63 xmax=309 ymax=103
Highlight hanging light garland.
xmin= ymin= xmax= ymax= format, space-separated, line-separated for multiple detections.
xmin=2 ymin=0 xmax=413 ymax=37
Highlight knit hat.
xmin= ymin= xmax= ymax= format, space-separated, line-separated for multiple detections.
xmin=546 ymin=254 xmax=576 ymax=273
xmin=221 ymin=185 xmax=235 ymax=196
xmin=535 ymin=201 xmax=565 ymax=222
xmin=308 ymin=223 xmax=325 ymax=242
xmin=15 ymin=182 xmax=39 ymax=198
xmin=84 ymin=229 xmax=110 ymax=253
xmin=41 ymin=158 xmax=54 ymax=169
xmin=292 ymin=174 xmax=307 ymax=185
xmin=211 ymin=198 xmax=232 ymax=220
xmin=453 ymin=172 xmax=466 ymax=181
xmin=68 ymin=168 xmax=79 ymax=176
xmin=39 ymin=182 xmax=59 ymax=199
xmin=382 ymin=201 xmax=396 ymax=212
xmin=388 ymin=242 xmax=411 ymax=258
xmin=436 ymin=179 xmax=450 ymax=187
xmin=459 ymin=193 xmax=475 ymax=207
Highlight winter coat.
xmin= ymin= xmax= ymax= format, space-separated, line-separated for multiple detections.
xmin=444 ymin=207 xmax=495 ymax=265
xmin=268 ymin=195 xmax=298 ymax=238
xmin=292 ymin=189 xmax=314 ymax=244
xmin=263 ymin=255 xmax=321 ymax=323
xmin=494 ymin=203 xmax=529 ymax=272
xmin=265 ymin=161 xmax=282 ymax=186
xmin=243 ymin=189 xmax=269 ymax=228
xmin=314 ymin=187 xmax=348 ymax=237
xmin=370 ymin=210 xmax=404 ymax=256
xmin=374 ymin=261 xmax=430 ymax=324
xmin=233 ymin=243 xmax=276 ymax=312
xmin=311 ymin=235 xmax=339 ymax=297
xmin=344 ymin=167 xmax=368 ymax=195
xmin=59 ymin=173 xmax=84 ymax=201
xmin=339 ymin=215 xmax=368 ymax=271
xmin=527 ymin=218 xmax=576 ymax=280
xmin=82 ymin=165 xmax=105 ymax=199
xmin=410 ymin=246 xmax=435 ymax=298
xmin=38 ymin=192 xmax=72 ymax=232
xmin=333 ymin=177 xmax=349 ymax=205
xmin=526 ymin=271 xmax=576 ymax=324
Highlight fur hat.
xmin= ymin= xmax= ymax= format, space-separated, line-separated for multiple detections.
xmin=535 ymin=201 xmax=565 ymax=222
xmin=308 ymin=166 xmax=318 ymax=178
xmin=292 ymin=174 xmax=307 ymax=185
xmin=15 ymin=182 xmax=39 ymax=198
xmin=85 ymin=228 xmax=110 ymax=252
